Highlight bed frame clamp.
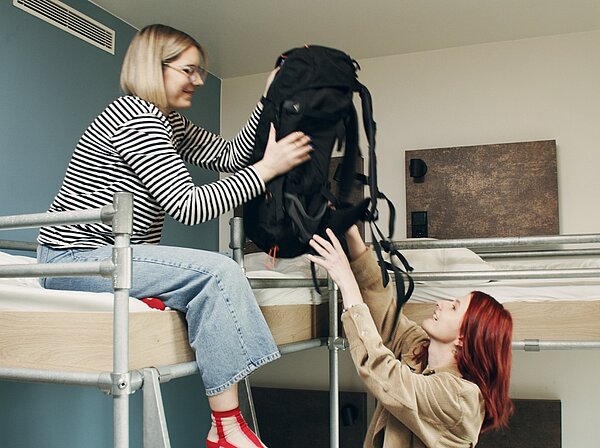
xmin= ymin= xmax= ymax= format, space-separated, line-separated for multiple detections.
xmin=110 ymin=372 xmax=134 ymax=396
xmin=524 ymin=339 xmax=541 ymax=352
xmin=329 ymin=337 xmax=348 ymax=351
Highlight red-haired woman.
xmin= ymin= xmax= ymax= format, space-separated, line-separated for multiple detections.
xmin=308 ymin=226 xmax=513 ymax=447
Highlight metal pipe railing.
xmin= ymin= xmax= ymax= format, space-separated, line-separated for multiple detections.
xmin=408 ymin=268 xmax=600 ymax=282
xmin=0 ymin=367 xmax=143 ymax=392
xmin=0 ymin=239 xmax=37 ymax=252
xmin=0 ymin=260 xmax=114 ymax=279
xmin=478 ymin=248 xmax=600 ymax=259
xmin=0 ymin=204 xmax=115 ymax=230
xmin=328 ymin=278 xmax=340 ymax=448
xmin=248 ymin=277 xmax=328 ymax=288
xmin=0 ymin=192 xmax=134 ymax=448
xmin=393 ymin=233 xmax=600 ymax=250
xmin=153 ymin=337 xmax=330 ymax=386
xmin=513 ymin=340 xmax=600 ymax=351
xmin=110 ymin=193 xmax=134 ymax=448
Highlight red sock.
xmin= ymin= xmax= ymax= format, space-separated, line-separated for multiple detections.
xmin=206 ymin=407 xmax=266 ymax=448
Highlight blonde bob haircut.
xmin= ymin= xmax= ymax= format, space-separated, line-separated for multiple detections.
xmin=120 ymin=24 xmax=206 ymax=109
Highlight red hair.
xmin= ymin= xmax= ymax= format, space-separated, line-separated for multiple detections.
xmin=412 ymin=291 xmax=514 ymax=433
xmin=458 ymin=291 xmax=514 ymax=432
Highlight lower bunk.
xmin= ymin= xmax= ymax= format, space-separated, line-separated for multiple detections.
xmin=0 ymin=250 xmax=329 ymax=372
xmin=0 ymin=195 xmax=336 ymax=448
xmin=393 ymin=236 xmax=600 ymax=347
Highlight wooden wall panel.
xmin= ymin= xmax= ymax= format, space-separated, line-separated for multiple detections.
xmin=405 ymin=140 xmax=558 ymax=239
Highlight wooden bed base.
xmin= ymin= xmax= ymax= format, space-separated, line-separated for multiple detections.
xmin=404 ymin=301 xmax=600 ymax=341
xmin=1 ymin=301 xmax=597 ymax=373
xmin=0 ymin=304 xmax=329 ymax=372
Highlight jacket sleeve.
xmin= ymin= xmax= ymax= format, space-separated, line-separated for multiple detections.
xmin=174 ymin=102 xmax=262 ymax=172
xmin=349 ymin=249 xmax=427 ymax=355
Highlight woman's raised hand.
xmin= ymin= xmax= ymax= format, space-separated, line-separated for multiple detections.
xmin=253 ymin=124 xmax=313 ymax=184
xmin=307 ymin=229 xmax=362 ymax=304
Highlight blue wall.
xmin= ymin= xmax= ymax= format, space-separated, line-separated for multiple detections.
xmin=0 ymin=0 xmax=220 ymax=445
xmin=0 ymin=0 xmax=220 ymax=250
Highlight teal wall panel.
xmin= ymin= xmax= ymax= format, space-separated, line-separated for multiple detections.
xmin=0 ymin=0 xmax=220 ymax=445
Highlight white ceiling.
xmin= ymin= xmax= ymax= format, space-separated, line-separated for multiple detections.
xmin=91 ymin=0 xmax=600 ymax=79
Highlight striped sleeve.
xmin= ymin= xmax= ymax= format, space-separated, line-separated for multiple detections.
xmin=172 ymin=101 xmax=263 ymax=171
xmin=112 ymin=114 xmax=265 ymax=225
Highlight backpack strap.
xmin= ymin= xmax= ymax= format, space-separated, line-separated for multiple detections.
xmin=336 ymin=108 xmax=360 ymax=207
xmin=369 ymin=219 xmax=415 ymax=318
xmin=357 ymin=83 xmax=379 ymax=221
xmin=355 ymin=82 xmax=414 ymax=313
xmin=285 ymin=193 xmax=328 ymax=244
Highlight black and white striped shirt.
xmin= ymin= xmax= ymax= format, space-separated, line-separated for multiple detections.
xmin=38 ymin=95 xmax=264 ymax=248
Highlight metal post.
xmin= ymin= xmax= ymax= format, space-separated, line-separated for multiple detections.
xmin=229 ymin=217 xmax=245 ymax=270
xmin=110 ymin=192 xmax=133 ymax=448
xmin=229 ymin=217 xmax=260 ymax=434
xmin=328 ymin=278 xmax=340 ymax=448
xmin=143 ymin=368 xmax=171 ymax=448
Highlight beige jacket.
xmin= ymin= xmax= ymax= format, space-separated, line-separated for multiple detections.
xmin=341 ymin=250 xmax=485 ymax=448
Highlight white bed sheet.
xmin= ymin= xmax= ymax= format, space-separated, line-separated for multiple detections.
xmin=0 ymin=251 xmax=155 ymax=312
xmin=244 ymin=252 xmax=327 ymax=306
xmin=3 ymin=248 xmax=599 ymax=311
xmin=0 ymin=250 xmax=325 ymax=311
xmin=404 ymin=248 xmax=600 ymax=303
xmin=246 ymin=248 xmax=600 ymax=304
xmin=409 ymin=280 xmax=600 ymax=304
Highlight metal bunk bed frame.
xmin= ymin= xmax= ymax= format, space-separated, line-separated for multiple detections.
xmin=394 ymin=235 xmax=600 ymax=351
xmin=0 ymin=194 xmax=345 ymax=448
xmin=4 ymin=192 xmax=598 ymax=446
xmin=0 ymin=192 xmax=135 ymax=447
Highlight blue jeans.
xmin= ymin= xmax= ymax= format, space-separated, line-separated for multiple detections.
xmin=37 ymin=244 xmax=280 ymax=396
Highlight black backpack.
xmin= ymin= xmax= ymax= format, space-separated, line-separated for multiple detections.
xmin=243 ymin=45 xmax=414 ymax=309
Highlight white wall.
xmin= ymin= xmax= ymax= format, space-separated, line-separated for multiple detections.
xmin=221 ymin=30 xmax=600 ymax=447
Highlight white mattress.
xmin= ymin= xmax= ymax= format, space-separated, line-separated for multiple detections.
xmin=2 ymin=248 xmax=599 ymax=312
xmin=0 ymin=250 xmax=324 ymax=311
xmin=244 ymin=252 xmax=327 ymax=306
xmin=246 ymin=248 xmax=600 ymax=304
xmin=0 ymin=251 xmax=155 ymax=312
xmin=400 ymin=247 xmax=600 ymax=303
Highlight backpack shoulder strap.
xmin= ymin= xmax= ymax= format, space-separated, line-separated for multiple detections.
xmin=357 ymin=82 xmax=379 ymax=220
xmin=336 ymin=108 xmax=360 ymax=206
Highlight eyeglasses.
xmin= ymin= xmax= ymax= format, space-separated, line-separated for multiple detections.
xmin=162 ymin=63 xmax=207 ymax=82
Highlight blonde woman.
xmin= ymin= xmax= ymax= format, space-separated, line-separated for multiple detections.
xmin=37 ymin=24 xmax=312 ymax=448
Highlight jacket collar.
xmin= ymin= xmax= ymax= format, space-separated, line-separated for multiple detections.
xmin=422 ymin=363 xmax=462 ymax=377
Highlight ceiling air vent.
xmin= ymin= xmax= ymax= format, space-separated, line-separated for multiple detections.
xmin=13 ymin=0 xmax=115 ymax=54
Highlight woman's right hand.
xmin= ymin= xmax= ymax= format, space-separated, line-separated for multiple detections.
xmin=308 ymin=228 xmax=363 ymax=308
xmin=252 ymin=124 xmax=313 ymax=184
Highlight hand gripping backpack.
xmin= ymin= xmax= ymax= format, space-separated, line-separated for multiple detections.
xmin=244 ymin=45 xmax=414 ymax=309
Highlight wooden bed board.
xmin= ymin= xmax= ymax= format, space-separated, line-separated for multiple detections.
xmin=403 ymin=301 xmax=600 ymax=341
xmin=0 ymin=303 xmax=328 ymax=373
xmin=1 ymin=300 xmax=596 ymax=373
